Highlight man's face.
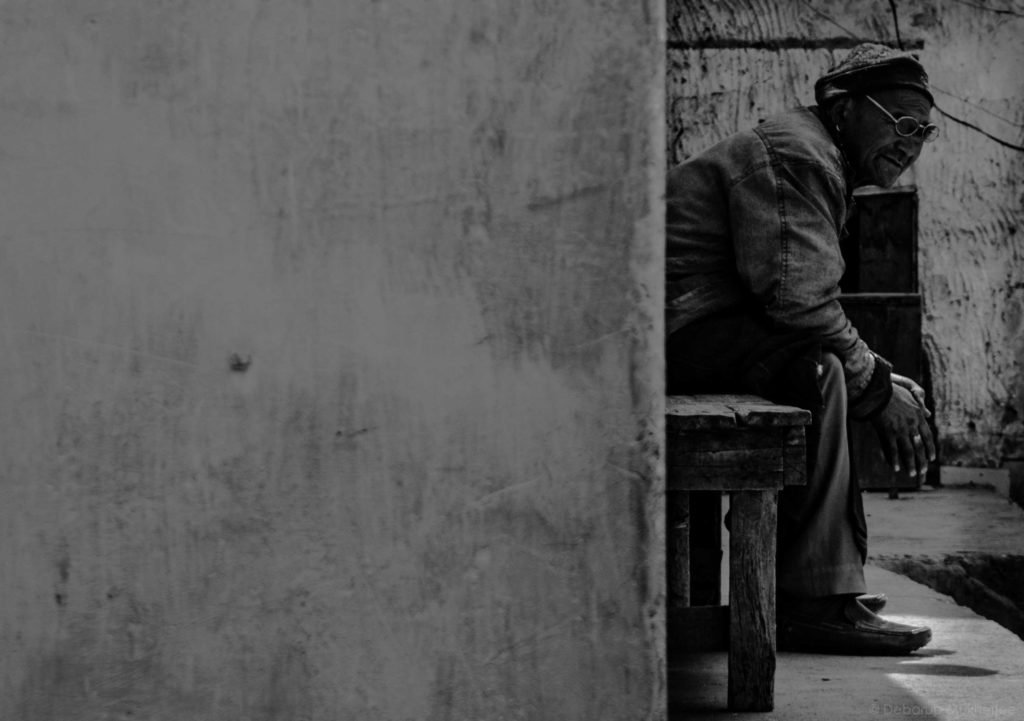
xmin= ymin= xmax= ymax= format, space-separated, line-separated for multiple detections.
xmin=839 ymin=88 xmax=934 ymax=188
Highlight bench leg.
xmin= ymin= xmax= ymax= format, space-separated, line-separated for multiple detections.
xmin=728 ymin=489 xmax=777 ymax=712
xmin=667 ymin=490 xmax=690 ymax=608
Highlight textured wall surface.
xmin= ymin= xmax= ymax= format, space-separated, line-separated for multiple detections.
xmin=0 ymin=2 xmax=666 ymax=719
xmin=667 ymin=0 xmax=1024 ymax=467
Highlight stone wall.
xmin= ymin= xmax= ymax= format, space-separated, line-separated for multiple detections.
xmin=0 ymin=2 xmax=666 ymax=718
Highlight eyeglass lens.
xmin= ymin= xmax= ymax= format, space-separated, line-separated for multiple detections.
xmin=894 ymin=116 xmax=939 ymax=141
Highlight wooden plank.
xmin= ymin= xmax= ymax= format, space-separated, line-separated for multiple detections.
xmin=664 ymin=401 xmax=738 ymax=429
xmin=841 ymin=294 xmax=922 ymax=376
xmin=670 ymin=448 xmax=783 ymax=472
xmin=842 ymin=189 xmax=919 ymax=293
xmin=728 ymin=490 xmax=777 ymax=712
xmin=840 ymin=292 xmax=922 ymax=306
xmin=667 ymin=439 xmax=785 ymax=489
xmin=679 ymin=394 xmax=768 ymax=404
xmin=668 ymin=605 xmax=729 ymax=653
xmin=667 ymin=427 xmax=787 ymax=453
xmin=667 ymin=421 xmax=807 ymax=487
xmin=682 ymin=393 xmax=805 ymax=415
xmin=853 ymin=186 xmax=919 ymax=197
xmin=667 ymin=490 xmax=690 ymax=608
xmin=667 ymin=428 xmax=790 ymax=490
xmin=731 ymin=404 xmax=811 ymax=428
xmin=666 ymin=395 xmax=810 ymax=430
xmin=668 ymin=467 xmax=784 ymax=491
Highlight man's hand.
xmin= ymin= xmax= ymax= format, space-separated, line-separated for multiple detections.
xmin=871 ymin=383 xmax=936 ymax=478
xmin=891 ymin=373 xmax=930 ymax=417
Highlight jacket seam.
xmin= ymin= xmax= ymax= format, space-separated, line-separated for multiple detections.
xmin=727 ymin=157 xmax=845 ymax=192
xmin=752 ymin=127 xmax=790 ymax=308
xmin=725 ymin=159 xmax=772 ymax=189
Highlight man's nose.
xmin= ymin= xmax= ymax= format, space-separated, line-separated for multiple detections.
xmin=898 ymin=134 xmax=924 ymax=158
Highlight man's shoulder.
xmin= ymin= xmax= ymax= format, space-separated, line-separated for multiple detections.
xmin=753 ymin=107 xmax=845 ymax=174
xmin=669 ymin=107 xmax=844 ymax=187
xmin=667 ymin=124 xmax=766 ymax=189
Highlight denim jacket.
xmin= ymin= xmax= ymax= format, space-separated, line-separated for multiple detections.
xmin=666 ymin=106 xmax=889 ymax=413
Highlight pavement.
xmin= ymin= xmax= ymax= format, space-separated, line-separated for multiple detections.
xmin=865 ymin=481 xmax=1024 ymax=558
xmin=669 ymin=480 xmax=1024 ymax=720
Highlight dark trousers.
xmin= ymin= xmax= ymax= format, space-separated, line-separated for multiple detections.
xmin=668 ymin=309 xmax=868 ymax=596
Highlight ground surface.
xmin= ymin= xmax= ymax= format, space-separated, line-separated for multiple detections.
xmin=670 ymin=484 xmax=1024 ymax=720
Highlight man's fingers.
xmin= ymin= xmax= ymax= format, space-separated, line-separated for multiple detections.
xmin=896 ymin=433 xmax=916 ymax=476
xmin=915 ymin=396 xmax=932 ymax=419
xmin=879 ymin=430 xmax=899 ymax=471
xmin=909 ymin=420 xmax=937 ymax=476
xmin=911 ymin=431 xmax=929 ymax=478
xmin=912 ymin=389 xmax=929 ymax=413
xmin=920 ymin=425 xmax=937 ymax=463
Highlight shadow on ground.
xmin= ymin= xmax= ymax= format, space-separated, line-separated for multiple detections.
xmin=669 ymin=650 xmax=960 ymax=719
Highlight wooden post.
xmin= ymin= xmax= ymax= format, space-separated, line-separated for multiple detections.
xmin=727 ymin=489 xmax=777 ymax=712
xmin=667 ymin=490 xmax=690 ymax=608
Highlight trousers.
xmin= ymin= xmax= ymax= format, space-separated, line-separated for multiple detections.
xmin=667 ymin=309 xmax=868 ymax=597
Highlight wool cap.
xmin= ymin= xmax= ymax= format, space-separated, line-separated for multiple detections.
xmin=814 ymin=43 xmax=933 ymax=106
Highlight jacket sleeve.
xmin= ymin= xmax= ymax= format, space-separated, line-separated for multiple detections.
xmin=727 ymin=154 xmax=889 ymax=414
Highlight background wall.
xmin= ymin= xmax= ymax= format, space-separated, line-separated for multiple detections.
xmin=0 ymin=2 xmax=666 ymax=719
xmin=666 ymin=0 xmax=1024 ymax=468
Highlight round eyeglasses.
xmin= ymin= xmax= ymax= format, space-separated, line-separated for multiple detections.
xmin=865 ymin=95 xmax=940 ymax=142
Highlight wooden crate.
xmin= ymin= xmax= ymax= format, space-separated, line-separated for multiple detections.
xmin=841 ymin=186 xmax=918 ymax=294
xmin=841 ymin=293 xmax=925 ymax=490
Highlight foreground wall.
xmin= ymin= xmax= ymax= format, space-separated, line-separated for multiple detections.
xmin=667 ymin=0 xmax=1024 ymax=467
xmin=0 ymin=2 xmax=665 ymax=719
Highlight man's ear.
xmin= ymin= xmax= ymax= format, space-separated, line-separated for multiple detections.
xmin=828 ymin=97 xmax=852 ymax=128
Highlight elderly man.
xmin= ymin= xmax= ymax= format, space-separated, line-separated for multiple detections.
xmin=666 ymin=44 xmax=938 ymax=654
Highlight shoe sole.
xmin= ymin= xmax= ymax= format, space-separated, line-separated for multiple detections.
xmin=777 ymin=619 xmax=932 ymax=656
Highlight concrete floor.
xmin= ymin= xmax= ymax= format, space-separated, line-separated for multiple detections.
xmin=866 ymin=481 xmax=1024 ymax=558
xmin=670 ymin=483 xmax=1024 ymax=720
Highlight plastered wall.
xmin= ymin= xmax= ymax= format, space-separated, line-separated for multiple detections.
xmin=666 ymin=0 xmax=1024 ymax=467
xmin=0 ymin=2 xmax=666 ymax=719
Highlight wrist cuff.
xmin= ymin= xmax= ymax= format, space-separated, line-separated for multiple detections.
xmin=850 ymin=353 xmax=893 ymax=420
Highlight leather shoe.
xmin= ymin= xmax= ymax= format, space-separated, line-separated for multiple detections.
xmin=778 ymin=596 xmax=931 ymax=655
xmin=857 ymin=593 xmax=887 ymax=613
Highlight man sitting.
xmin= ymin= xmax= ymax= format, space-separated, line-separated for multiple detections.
xmin=666 ymin=43 xmax=938 ymax=654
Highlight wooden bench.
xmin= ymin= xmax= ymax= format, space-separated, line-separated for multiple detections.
xmin=666 ymin=394 xmax=811 ymax=712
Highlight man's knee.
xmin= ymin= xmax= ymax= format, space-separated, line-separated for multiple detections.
xmin=819 ymin=352 xmax=844 ymax=388
xmin=818 ymin=351 xmax=848 ymax=414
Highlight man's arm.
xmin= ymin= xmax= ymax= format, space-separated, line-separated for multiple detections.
xmin=727 ymin=156 xmax=888 ymax=415
xmin=728 ymin=155 xmax=934 ymax=474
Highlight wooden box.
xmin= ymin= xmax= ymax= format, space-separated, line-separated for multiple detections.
xmin=841 ymin=187 xmax=918 ymax=294
xmin=841 ymin=293 xmax=924 ymax=490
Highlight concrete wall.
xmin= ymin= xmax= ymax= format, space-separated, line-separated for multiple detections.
xmin=0 ymin=2 xmax=665 ymax=719
xmin=666 ymin=0 xmax=1024 ymax=468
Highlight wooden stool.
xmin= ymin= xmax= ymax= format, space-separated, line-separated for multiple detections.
xmin=666 ymin=394 xmax=810 ymax=711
